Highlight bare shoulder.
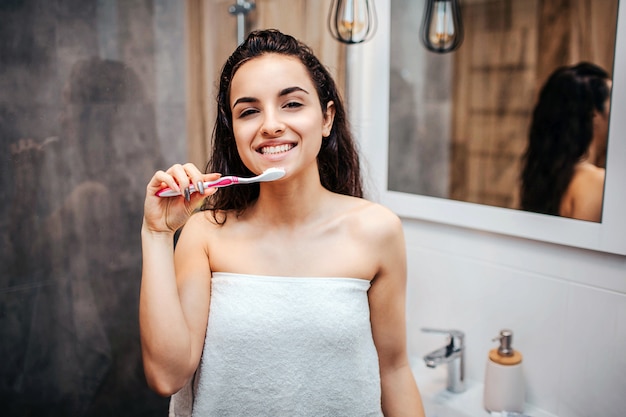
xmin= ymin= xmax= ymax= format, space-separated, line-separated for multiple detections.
xmin=173 ymin=210 xmax=228 ymax=276
xmin=177 ymin=210 xmax=223 ymax=246
xmin=561 ymin=163 xmax=605 ymax=221
xmin=567 ymin=164 xmax=605 ymax=202
xmin=327 ymin=195 xmax=405 ymax=280
xmin=573 ymin=163 xmax=605 ymax=185
xmin=334 ymin=195 xmax=404 ymax=242
xmin=186 ymin=209 xmax=223 ymax=228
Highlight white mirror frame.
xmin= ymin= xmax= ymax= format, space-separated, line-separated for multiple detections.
xmin=350 ymin=0 xmax=626 ymax=255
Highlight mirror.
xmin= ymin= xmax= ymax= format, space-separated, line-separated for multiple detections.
xmin=348 ymin=0 xmax=626 ymax=255
xmin=388 ymin=0 xmax=618 ymax=221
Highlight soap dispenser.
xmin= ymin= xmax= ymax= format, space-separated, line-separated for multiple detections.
xmin=483 ymin=329 xmax=525 ymax=413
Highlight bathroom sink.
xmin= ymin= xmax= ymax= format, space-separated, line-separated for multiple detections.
xmin=411 ymin=356 xmax=487 ymax=417
xmin=410 ymin=356 xmax=556 ymax=417
xmin=419 ymin=383 xmax=487 ymax=417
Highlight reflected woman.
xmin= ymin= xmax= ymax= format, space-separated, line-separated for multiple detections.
xmin=520 ymin=62 xmax=612 ymax=222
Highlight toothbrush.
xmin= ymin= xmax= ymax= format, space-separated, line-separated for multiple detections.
xmin=156 ymin=167 xmax=286 ymax=197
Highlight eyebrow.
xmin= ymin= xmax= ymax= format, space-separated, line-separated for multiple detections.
xmin=232 ymin=86 xmax=310 ymax=108
xmin=279 ymin=86 xmax=309 ymax=96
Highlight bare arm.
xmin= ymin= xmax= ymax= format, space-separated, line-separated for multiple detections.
xmin=368 ymin=209 xmax=425 ymax=417
xmin=139 ymin=164 xmax=220 ymax=396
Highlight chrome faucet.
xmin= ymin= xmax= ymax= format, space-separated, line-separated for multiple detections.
xmin=422 ymin=327 xmax=465 ymax=393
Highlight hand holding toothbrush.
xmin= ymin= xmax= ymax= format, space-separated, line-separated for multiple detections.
xmin=143 ymin=163 xmax=222 ymax=235
xmin=143 ymin=164 xmax=286 ymax=234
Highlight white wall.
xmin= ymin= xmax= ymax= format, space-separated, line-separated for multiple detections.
xmin=400 ymin=217 xmax=626 ymax=417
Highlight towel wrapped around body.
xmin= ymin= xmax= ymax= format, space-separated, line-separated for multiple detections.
xmin=169 ymin=272 xmax=383 ymax=417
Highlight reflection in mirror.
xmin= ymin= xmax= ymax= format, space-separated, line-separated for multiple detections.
xmin=520 ymin=63 xmax=612 ymax=222
xmin=388 ymin=0 xmax=618 ymax=223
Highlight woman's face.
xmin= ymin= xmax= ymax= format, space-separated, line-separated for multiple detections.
xmin=229 ymin=53 xmax=335 ymax=177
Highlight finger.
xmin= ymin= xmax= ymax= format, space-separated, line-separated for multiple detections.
xmin=195 ymin=172 xmax=223 ymax=196
xmin=158 ymin=164 xmax=222 ymax=199
xmin=169 ymin=163 xmax=205 ymax=201
xmin=182 ymin=162 xmax=205 ymax=177
xmin=189 ymin=173 xmax=222 ymax=200
xmin=182 ymin=163 xmax=209 ymax=196
xmin=167 ymin=163 xmax=192 ymax=195
xmin=200 ymin=173 xmax=223 ymax=191
xmin=178 ymin=164 xmax=220 ymax=198
xmin=148 ymin=170 xmax=180 ymax=195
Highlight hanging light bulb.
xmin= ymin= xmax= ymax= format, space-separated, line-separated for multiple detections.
xmin=420 ymin=0 xmax=464 ymax=53
xmin=328 ymin=0 xmax=377 ymax=44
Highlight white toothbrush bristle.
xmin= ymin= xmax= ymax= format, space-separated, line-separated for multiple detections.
xmin=261 ymin=167 xmax=286 ymax=181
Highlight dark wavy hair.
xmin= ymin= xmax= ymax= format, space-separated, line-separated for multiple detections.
xmin=201 ymin=29 xmax=362 ymax=219
xmin=520 ymin=62 xmax=610 ymax=215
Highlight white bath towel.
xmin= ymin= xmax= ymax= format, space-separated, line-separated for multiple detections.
xmin=169 ymin=272 xmax=383 ymax=417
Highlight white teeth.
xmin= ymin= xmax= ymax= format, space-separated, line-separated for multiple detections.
xmin=260 ymin=144 xmax=293 ymax=155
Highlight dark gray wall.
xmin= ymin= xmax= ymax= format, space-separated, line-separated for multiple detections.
xmin=0 ymin=0 xmax=186 ymax=415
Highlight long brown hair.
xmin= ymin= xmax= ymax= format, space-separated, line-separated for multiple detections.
xmin=201 ymin=29 xmax=363 ymax=219
xmin=520 ymin=62 xmax=610 ymax=215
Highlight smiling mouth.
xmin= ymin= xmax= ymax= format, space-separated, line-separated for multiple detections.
xmin=259 ymin=144 xmax=295 ymax=155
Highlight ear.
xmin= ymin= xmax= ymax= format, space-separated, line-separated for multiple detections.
xmin=322 ymin=101 xmax=336 ymax=138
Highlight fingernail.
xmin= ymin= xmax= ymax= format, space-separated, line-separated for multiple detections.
xmin=184 ymin=187 xmax=191 ymax=202
xmin=197 ymin=181 xmax=205 ymax=195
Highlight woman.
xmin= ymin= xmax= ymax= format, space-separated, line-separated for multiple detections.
xmin=520 ymin=62 xmax=611 ymax=222
xmin=140 ymin=29 xmax=424 ymax=416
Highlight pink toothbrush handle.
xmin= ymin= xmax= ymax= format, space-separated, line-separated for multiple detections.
xmin=156 ymin=176 xmax=240 ymax=197
xmin=206 ymin=176 xmax=239 ymax=188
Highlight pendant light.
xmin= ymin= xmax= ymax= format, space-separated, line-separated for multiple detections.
xmin=420 ymin=0 xmax=463 ymax=53
xmin=328 ymin=0 xmax=377 ymax=44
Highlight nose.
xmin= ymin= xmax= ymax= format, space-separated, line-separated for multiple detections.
xmin=260 ymin=110 xmax=285 ymax=136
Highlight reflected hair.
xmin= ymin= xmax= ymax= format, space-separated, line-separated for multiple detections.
xmin=201 ymin=29 xmax=362 ymax=220
xmin=520 ymin=62 xmax=610 ymax=215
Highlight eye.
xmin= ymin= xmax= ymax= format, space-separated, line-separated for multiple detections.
xmin=238 ymin=108 xmax=258 ymax=118
xmin=284 ymin=101 xmax=303 ymax=109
